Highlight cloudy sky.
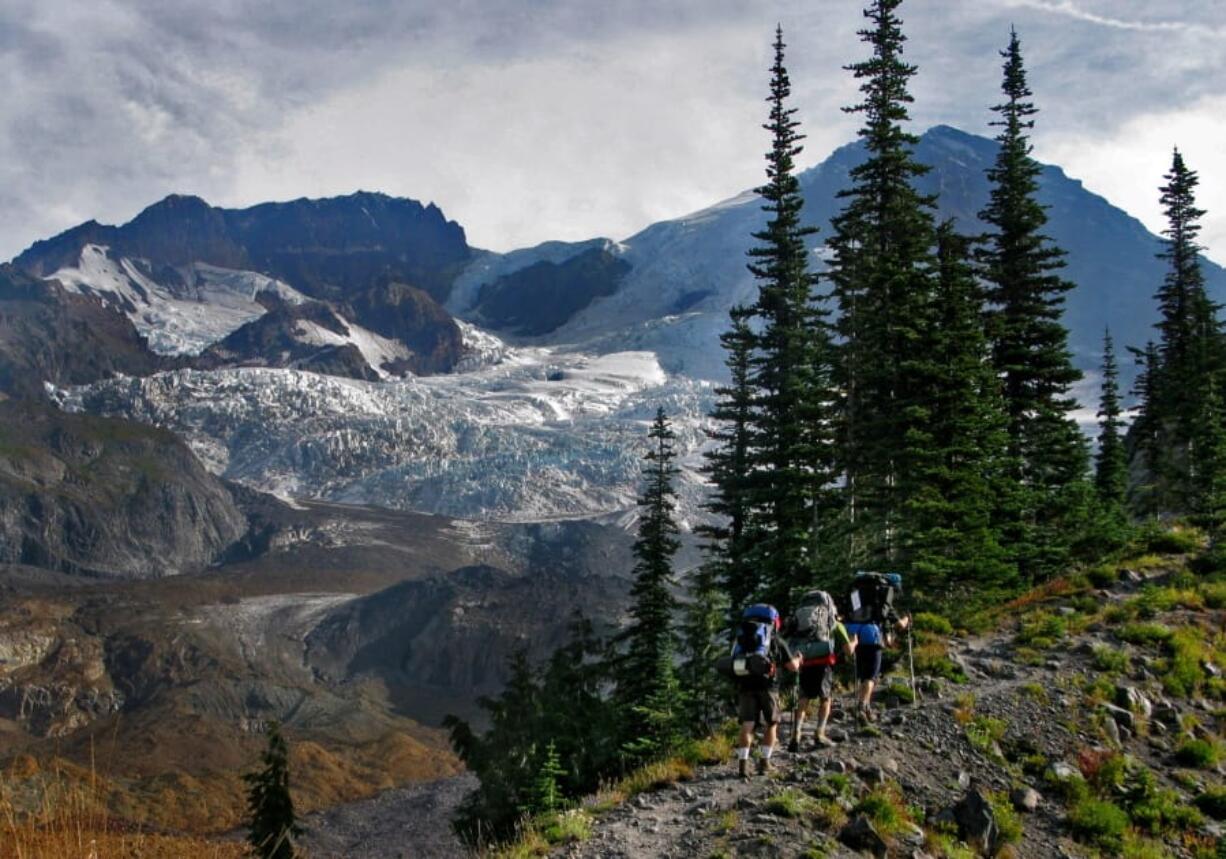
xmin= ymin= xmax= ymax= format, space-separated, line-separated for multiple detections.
xmin=1 ymin=0 xmax=1223 ymax=262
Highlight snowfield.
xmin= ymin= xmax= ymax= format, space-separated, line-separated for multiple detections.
xmin=52 ymin=343 xmax=715 ymax=524
xmin=50 ymin=244 xmax=306 ymax=355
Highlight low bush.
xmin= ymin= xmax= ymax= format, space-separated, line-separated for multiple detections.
xmin=987 ymin=790 xmax=1022 ymax=846
xmin=1016 ymin=612 xmax=1066 ymax=649
xmin=1194 ymin=786 xmax=1226 ymax=820
xmin=1175 ymin=738 xmax=1221 ymax=769
xmin=1116 ymin=622 xmax=1173 ymax=646
xmin=764 ymin=789 xmax=820 ymax=819
xmin=538 ymin=809 xmax=593 ymax=845
xmin=1067 ymin=798 xmax=1129 ymax=852
xmin=913 ymin=612 xmax=954 ymax=635
xmin=853 ymin=785 xmax=910 ymax=836
xmin=1091 ymin=645 xmax=1130 ymax=673
xmin=965 ymin=716 xmax=1008 ymax=757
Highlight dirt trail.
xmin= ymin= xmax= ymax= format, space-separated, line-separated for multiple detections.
xmin=551 ymin=624 xmax=1080 ymax=858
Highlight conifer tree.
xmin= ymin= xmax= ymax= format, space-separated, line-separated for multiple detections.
xmin=530 ymin=741 xmax=565 ymax=815
xmin=679 ymin=557 xmax=729 ymax=733
xmin=901 ymin=223 xmax=1014 ymax=596
xmin=616 ymin=408 xmax=684 ymax=756
xmin=979 ymin=28 xmax=1087 ymax=579
xmin=1139 ymin=149 xmax=1222 ymax=512
xmin=827 ymin=0 xmax=938 ymax=570
xmin=1129 ymin=341 xmax=1163 ymax=517
xmin=702 ymin=305 xmax=758 ymax=610
xmin=244 ymin=722 xmax=301 ymax=859
xmin=1095 ymin=329 xmax=1127 ymax=507
xmin=742 ymin=26 xmax=836 ymax=609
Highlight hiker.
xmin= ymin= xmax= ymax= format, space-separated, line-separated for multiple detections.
xmin=719 ymin=604 xmax=801 ymax=778
xmin=844 ymin=572 xmax=911 ymax=724
xmin=786 ymin=589 xmax=856 ymax=751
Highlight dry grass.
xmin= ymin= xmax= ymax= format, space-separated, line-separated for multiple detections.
xmin=0 ymin=761 xmax=248 ymax=859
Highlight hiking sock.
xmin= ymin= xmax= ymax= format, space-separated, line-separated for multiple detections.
xmin=762 ymin=745 xmax=775 ymax=760
xmin=736 ymin=746 xmax=751 ymax=761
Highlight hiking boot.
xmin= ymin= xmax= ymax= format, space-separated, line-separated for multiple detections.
xmin=738 ymin=758 xmax=750 ymax=779
xmin=787 ymin=737 xmax=801 ymax=754
xmin=756 ymin=756 xmax=771 ymax=776
xmin=815 ymin=732 xmax=835 ymax=748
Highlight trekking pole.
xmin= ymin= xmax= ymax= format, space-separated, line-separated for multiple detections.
xmin=907 ymin=621 xmax=918 ymax=708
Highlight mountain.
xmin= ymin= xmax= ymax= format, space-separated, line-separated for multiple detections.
xmin=454 ymin=125 xmax=1226 ymax=382
xmin=0 ymin=264 xmax=166 ymax=399
xmin=12 ymin=192 xmax=472 ymax=375
xmin=0 ymin=399 xmax=247 ymax=577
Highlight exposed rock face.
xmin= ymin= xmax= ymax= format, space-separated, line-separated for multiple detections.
xmin=305 ymin=563 xmax=631 ymax=724
xmin=343 ymin=281 xmax=465 ymax=375
xmin=0 ymin=265 xmax=164 ymax=399
xmin=0 ymin=401 xmax=247 ymax=578
xmin=14 ymin=191 xmax=474 ymax=304
xmin=470 ymin=245 xmax=630 ymax=336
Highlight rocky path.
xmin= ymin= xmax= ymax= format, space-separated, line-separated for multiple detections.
xmin=551 ymin=627 xmax=1105 ymax=858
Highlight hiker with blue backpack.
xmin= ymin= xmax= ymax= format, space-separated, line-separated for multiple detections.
xmin=785 ymin=590 xmax=856 ymax=750
xmin=715 ymin=604 xmax=801 ymax=778
xmin=843 ymin=572 xmax=911 ymax=724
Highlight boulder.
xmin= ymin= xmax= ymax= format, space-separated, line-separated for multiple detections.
xmin=1116 ymin=686 xmax=1153 ymax=718
xmin=1011 ymin=787 xmax=1041 ymax=813
xmin=1101 ymin=703 xmax=1135 ymax=730
xmin=839 ymin=814 xmax=889 ymax=858
xmin=950 ymin=788 xmax=1000 ymax=856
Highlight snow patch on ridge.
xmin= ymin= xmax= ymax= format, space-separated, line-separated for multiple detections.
xmin=49 ymin=244 xmax=306 ymax=355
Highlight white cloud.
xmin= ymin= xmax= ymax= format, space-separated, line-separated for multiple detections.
xmin=0 ymin=0 xmax=1224 ymax=260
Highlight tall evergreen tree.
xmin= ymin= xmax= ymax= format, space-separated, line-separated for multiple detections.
xmin=979 ymin=28 xmax=1087 ymax=579
xmin=1138 ymin=149 xmax=1223 ymax=512
xmin=679 ymin=556 xmax=729 ymax=734
xmin=901 ymin=222 xmax=1014 ymax=596
xmin=702 ymin=304 xmax=758 ymax=610
xmin=616 ymin=408 xmax=684 ymax=758
xmin=244 ymin=722 xmax=301 ymax=859
xmin=1129 ymin=341 xmax=1163 ymax=517
xmin=827 ymin=0 xmax=938 ymax=571
xmin=741 ymin=26 xmax=836 ymax=610
xmin=1095 ymin=328 xmax=1127 ymax=506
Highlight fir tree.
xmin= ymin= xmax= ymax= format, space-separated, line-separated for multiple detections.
xmin=743 ymin=26 xmax=836 ymax=609
xmin=244 ymin=722 xmax=301 ymax=859
xmin=1095 ymin=329 xmax=1127 ymax=507
xmin=1128 ymin=341 xmax=1163 ymax=517
xmin=1140 ymin=149 xmax=1222 ymax=512
xmin=827 ymin=0 xmax=938 ymax=571
xmin=679 ymin=557 xmax=729 ymax=734
xmin=616 ymin=408 xmax=684 ymax=758
xmin=529 ymin=741 xmax=565 ymax=816
xmin=900 ymin=222 xmax=1014 ymax=596
xmin=702 ymin=304 xmax=758 ymax=610
xmin=979 ymin=28 xmax=1087 ymax=579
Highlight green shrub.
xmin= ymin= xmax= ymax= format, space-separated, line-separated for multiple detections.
xmin=1117 ymin=622 xmax=1173 ymax=646
xmin=1194 ymin=786 xmax=1226 ymax=820
xmin=853 ymin=785 xmax=909 ymax=836
xmin=1067 ymin=798 xmax=1129 ymax=851
xmin=1160 ymin=626 xmax=1209 ymax=698
xmin=539 ymin=809 xmax=593 ymax=844
xmin=1200 ymin=582 xmax=1226 ymax=610
xmin=913 ymin=612 xmax=954 ymax=635
xmin=987 ymin=791 xmax=1022 ymax=846
xmin=1016 ymin=612 xmax=1067 ymax=648
xmin=1175 ymin=738 xmax=1221 ymax=769
xmin=965 ymin=716 xmax=1008 ymax=756
xmin=765 ymin=789 xmax=820 ymax=819
xmin=1043 ymin=768 xmax=1090 ymax=804
xmin=1088 ymin=564 xmax=1118 ymax=588
xmin=1092 ymin=645 xmax=1130 ymax=673
xmin=1138 ymin=523 xmax=1203 ymax=555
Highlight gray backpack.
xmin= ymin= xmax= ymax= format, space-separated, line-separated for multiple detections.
xmin=790 ymin=590 xmax=837 ymax=660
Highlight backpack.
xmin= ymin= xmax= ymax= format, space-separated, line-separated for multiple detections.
xmin=717 ymin=604 xmax=779 ymax=678
xmin=789 ymin=590 xmax=838 ymax=664
xmin=847 ymin=572 xmax=901 ymax=625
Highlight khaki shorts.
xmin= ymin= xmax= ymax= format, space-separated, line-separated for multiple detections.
xmin=737 ymin=688 xmax=781 ymax=725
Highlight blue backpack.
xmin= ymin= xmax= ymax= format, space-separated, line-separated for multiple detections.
xmin=731 ymin=604 xmax=779 ymax=674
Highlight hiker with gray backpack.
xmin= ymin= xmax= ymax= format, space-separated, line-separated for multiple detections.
xmin=785 ymin=589 xmax=856 ymax=750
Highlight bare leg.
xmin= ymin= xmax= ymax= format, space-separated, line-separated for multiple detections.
xmin=816 ymin=698 xmax=834 ymax=741
xmin=792 ymin=697 xmax=811 ymax=742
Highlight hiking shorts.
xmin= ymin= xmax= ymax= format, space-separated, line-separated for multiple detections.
xmin=798 ymin=664 xmax=835 ymax=701
xmin=737 ymin=688 xmax=781 ymax=725
xmin=855 ymin=644 xmax=883 ymax=681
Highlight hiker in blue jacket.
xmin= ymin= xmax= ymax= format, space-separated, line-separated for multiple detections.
xmin=844 ymin=573 xmax=911 ymax=724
